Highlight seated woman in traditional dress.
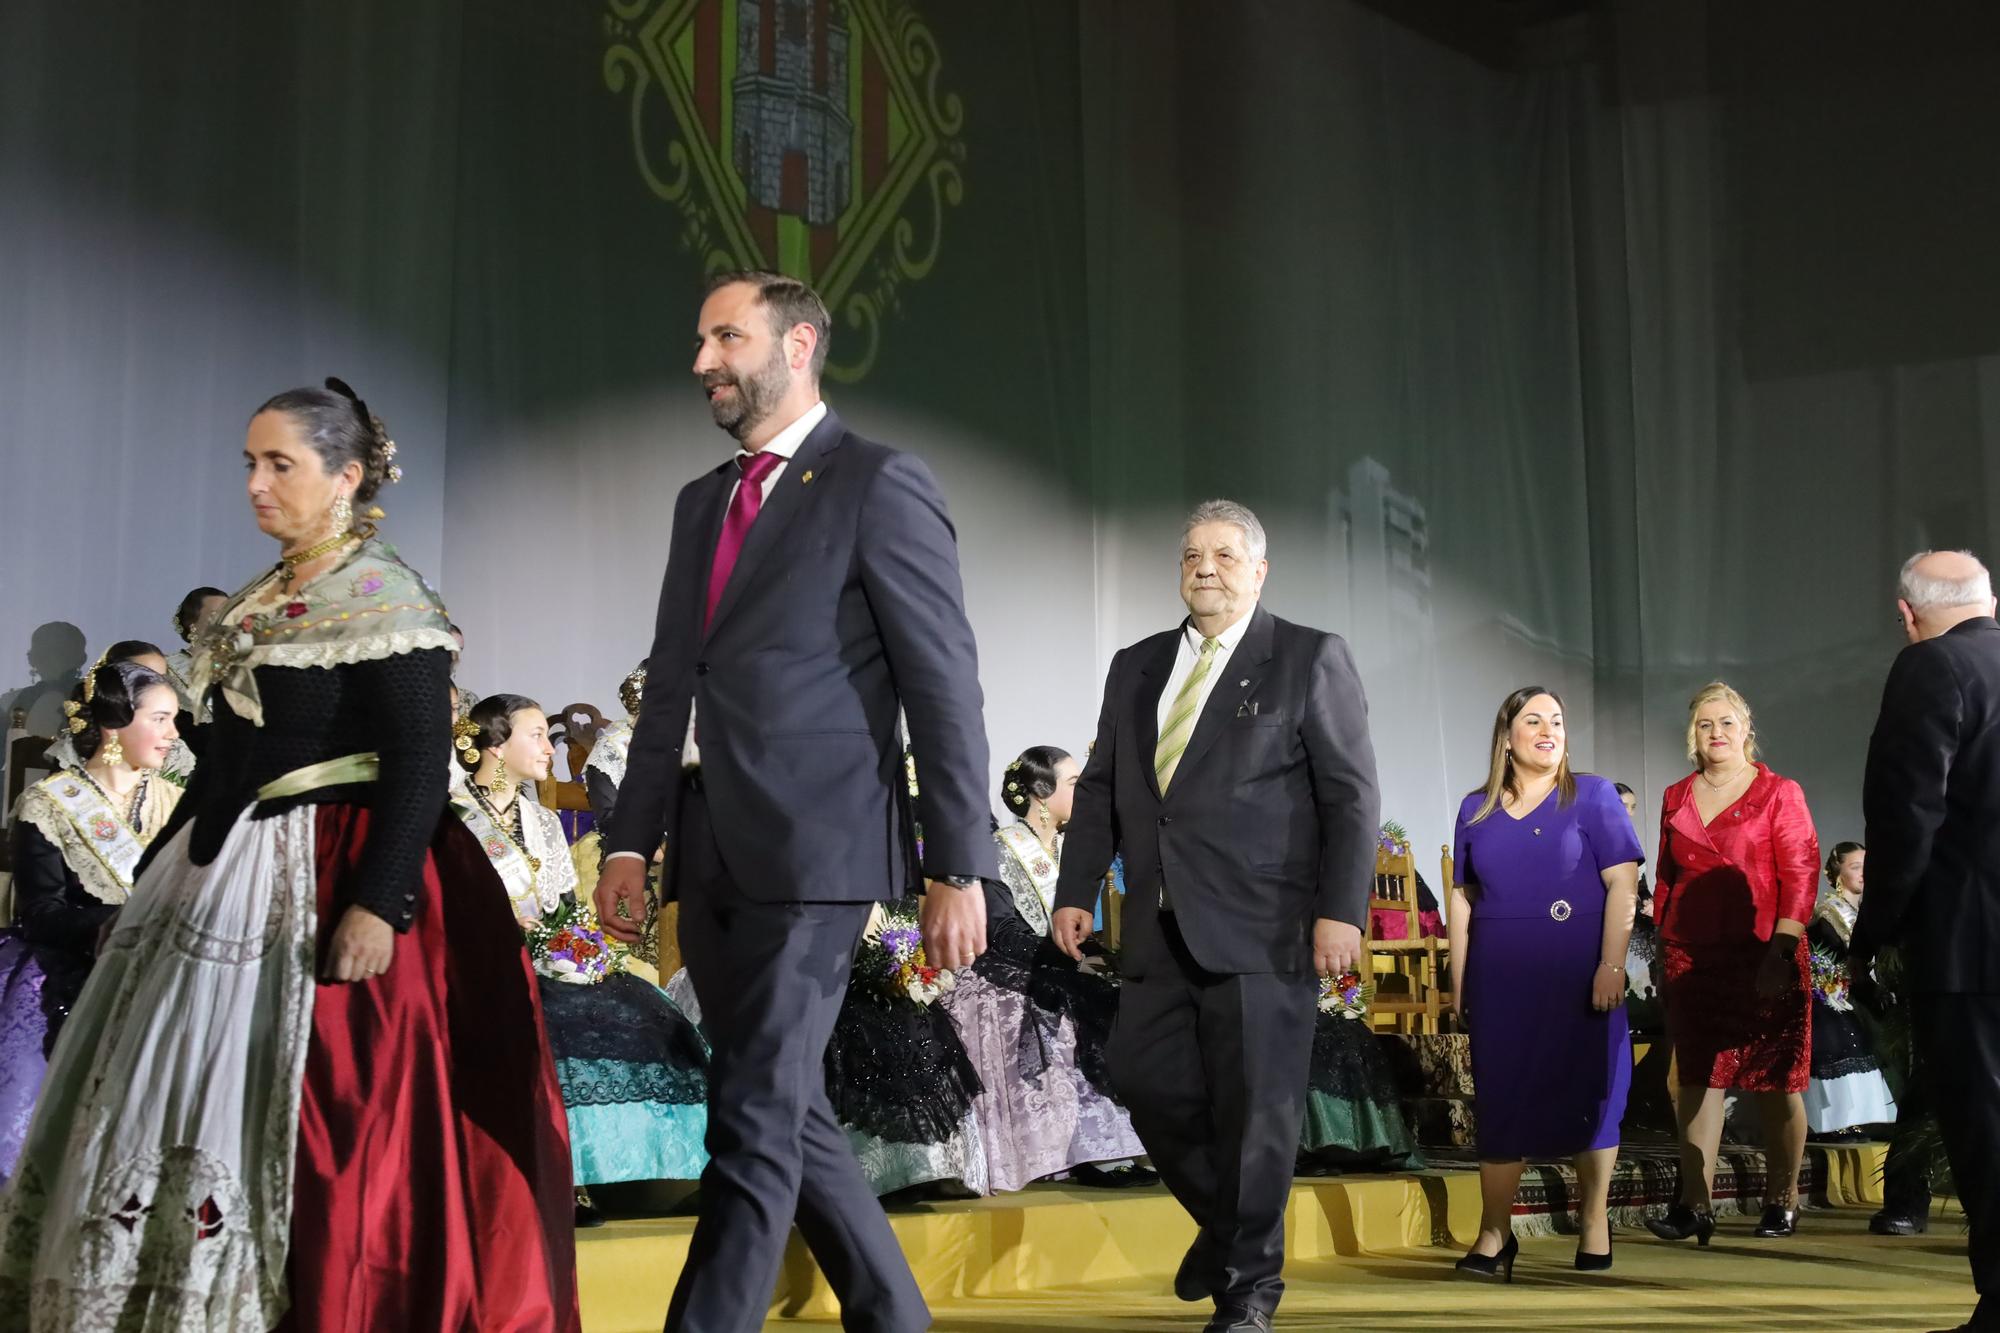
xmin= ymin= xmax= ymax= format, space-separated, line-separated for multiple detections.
xmin=577 ymin=663 xmax=672 ymax=974
xmin=1804 ymin=842 xmax=1896 ymax=1139
xmin=42 ymin=641 xmax=197 ymax=786
xmin=1298 ymin=830 xmax=1424 ymax=1174
xmin=937 ymin=746 xmax=1149 ymax=1193
xmin=0 ymin=660 xmax=181 ymax=1184
xmin=0 ymin=379 xmax=579 ymax=1330
xmin=454 ymin=694 xmax=708 ymax=1226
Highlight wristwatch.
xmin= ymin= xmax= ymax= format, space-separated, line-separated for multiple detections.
xmin=935 ymin=875 xmax=980 ymax=890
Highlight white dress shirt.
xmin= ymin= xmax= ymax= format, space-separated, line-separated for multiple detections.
xmin=1156 ymin=605 xmax=1255 ymax=738
xmin=606 ymin=401 xmax=829 ymax=866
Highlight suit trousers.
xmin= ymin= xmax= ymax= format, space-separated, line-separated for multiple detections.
xmin=1108 ymin=908 xmax=1316 ymax=1316
xmin=1915 ymin=994 xmax=2000 ymax=1308
xmin=664 ymin=787 xmax=929 ymax=1333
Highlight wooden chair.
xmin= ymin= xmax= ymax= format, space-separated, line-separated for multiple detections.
xmin=0 ymin=734 xmax=55 ymax=875
xmin=538 ymin=702 xmax=606 ymax=817
xmin=1364 ymin=836 xmax=1446 ymax=1034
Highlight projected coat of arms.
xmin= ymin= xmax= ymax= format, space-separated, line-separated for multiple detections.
xmin=604 ymin=0 xmax=965 ymax=381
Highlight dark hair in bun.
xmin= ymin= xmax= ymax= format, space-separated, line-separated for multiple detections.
xmin=173 ymin=587 xmax=227 ymax=642
xmin=105 ymin=639 xmax=164 ymax=664
xmin=1000 ymin=745 xmax=1072 ymax=817
xmin=461 ymin=692 xmax=541 ymax=767
xmin=69 ymin=662 xmax=174 ymax=762
xmin=254 ymin=377 xmax=400 ymax=504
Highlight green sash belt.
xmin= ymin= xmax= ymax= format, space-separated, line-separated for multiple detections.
xmin=255 ymin=752 xmax=381 ymax=802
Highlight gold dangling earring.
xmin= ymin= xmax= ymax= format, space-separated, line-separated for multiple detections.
xmin=1037 ymin=802 xmax=1053 ymax=833
xmin=488 ymin=756 xmax=513 ymax=802
xmin=329 ymin=492 xmax=353 ymax=537
xmin=101 ymin=730 xmax=125 ymax=769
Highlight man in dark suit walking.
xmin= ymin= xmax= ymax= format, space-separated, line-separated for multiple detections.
xmin=1052 ymin=499 xmax=1380 ymax=1332
xmin=594 ymin=271 xmax=995 ymax=1333
xmin=1855 ymin=548 xmax=2000 ymax=1333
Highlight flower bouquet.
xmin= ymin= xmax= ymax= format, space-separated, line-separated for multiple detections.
xmin=1808 ymin=939 xmax=1851 ymax=1011
xmin=524 ymin=896 xmax=621 ymax=986
xmin=1317 ymin=969 xmax=1373 ymax=1021
xmin=858 ymin=900 xmax=954 ymax=1005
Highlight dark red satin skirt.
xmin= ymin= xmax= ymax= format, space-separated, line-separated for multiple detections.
xmin=276 ymin=804 xmax=580 ymax=1332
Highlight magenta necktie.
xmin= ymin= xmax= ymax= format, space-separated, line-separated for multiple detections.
xmin=705 ymin=450 xmax=785 ymax=630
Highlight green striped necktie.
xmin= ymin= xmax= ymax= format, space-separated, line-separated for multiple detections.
xmin=1154 ymin=635 xmax=1220 ymax=795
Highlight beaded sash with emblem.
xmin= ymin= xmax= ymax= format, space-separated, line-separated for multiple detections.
xmin=994 ymin=822 xmax=1061 ymax=932
xmin=13 ymin=771 xmax=181 ymax=906
xmin=451 ymin=790 xmax=574 ymax=926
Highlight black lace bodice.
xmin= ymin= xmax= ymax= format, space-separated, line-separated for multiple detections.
xmin=143 ymin=649 xmax=451 ymax=931
xmin=7 ymin=821 xmax=116 ymax=956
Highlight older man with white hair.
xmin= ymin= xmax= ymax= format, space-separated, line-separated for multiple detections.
xmin=1052 ymin=499 xmax=1380 ymax=1333
xmin=1856 ymin=549 xmax=2000 ymax=1333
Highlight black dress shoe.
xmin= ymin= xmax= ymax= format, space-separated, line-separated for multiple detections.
xmin=1574 ymin=1239 xmax=1613 ymax=1271
xmin=1870 ymin=1209 xmax=1928 ymax=1236
xmin=1202 ymin=1308 xmax=1273 ymax=1333
xmin=573 ymin=1186 xmax=605 ymax=1228
xmin=1454 ymin=1232 xmax=1518 ymax=1282
xmin=1071 ymin=1160 xmax=1160 ymax=1188
xmin=1752 ymin=1205 xmax=1799 ymax=1238
xmin=1175 ymin=1238 xmax=1216 ymax=1302
xmin=1645 ymin=1202 xmax=1716 ymax=1246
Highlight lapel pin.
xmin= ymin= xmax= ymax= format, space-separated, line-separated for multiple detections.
xmin=800 ymin=470 xmax=815 ymax=484
xmin=1239 ymin=679 xmax=1249 ymax=687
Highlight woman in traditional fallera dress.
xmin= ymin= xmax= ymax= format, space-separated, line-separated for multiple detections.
xmin=1298 ymin=826 xmax=1424 ymax=1174
xmin=1804 ymin=842 xmax=1897 ymax=1136
xmin=0 ymin=660 xmax=182 ymax=1184
xmin=936 ymin=747 xmax=1148 ymax=1193
xmin=1449 ymin=688 xmax=1642 ymax=1280
xmin=41 ymin=641 xmax=197 ymax=787
xmin=454 ymin=694 xmax=708 ymax=1226
xmin=577 ymin=663 xmax=671 ymax=972
xmin=0 ymin=380 xmax=578 ymax=1331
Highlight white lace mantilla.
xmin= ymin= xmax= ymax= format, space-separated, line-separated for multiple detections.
xmin=582 ymin=719 xmax=634 ymax=789
xmin=451 ymin=793 xmax=574 ymax=925
xmin=11 ymin=772 xmax=181 ymax=907
xmin=0 ymin=807 xmax=320 ymax=1331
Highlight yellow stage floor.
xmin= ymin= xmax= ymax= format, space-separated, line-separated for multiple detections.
xmin=577 ymin=1147 xmax=1976 ymax=1332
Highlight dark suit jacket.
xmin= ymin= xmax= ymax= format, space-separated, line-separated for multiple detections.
xmin=1053 ymin=605 xmax=1380 ymax=977
xmin=605 ymin=408 xmax=997 ymax=900
xmin=1856 ymin=615 xmax=2000 ymax=993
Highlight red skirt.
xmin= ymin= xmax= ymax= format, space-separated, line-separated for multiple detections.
xmin=1662 ymin=934 xmax=1812 ymax=1093
xmin=277 ymin=804 xmax=580 ymax=1332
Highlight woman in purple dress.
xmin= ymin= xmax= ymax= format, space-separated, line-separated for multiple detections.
xmin=1448 ymin=687 xmax=1643 ymax=1280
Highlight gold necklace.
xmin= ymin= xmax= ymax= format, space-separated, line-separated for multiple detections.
xmin=1697 ymin=763 xmax=1750 ymax=793
xmin=473 ymin=783 xmax=542 ymax=880
xmin=279 ymin=528 xmax=358 ymax=576
xmin=80 ymin=765 xmax=149 ymax=837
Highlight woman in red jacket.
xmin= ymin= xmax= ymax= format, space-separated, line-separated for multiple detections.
xmin=1646 ymin=682 xmax=1820 ymax=1244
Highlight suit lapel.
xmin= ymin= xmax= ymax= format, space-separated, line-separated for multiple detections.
xmin=1134 ymin=629 xmax=1180 ymax=802
xmin=702 ymin=409 xmax=845 ymax=643
xmin=1170 ymin=606 xmax=1274 ymax=790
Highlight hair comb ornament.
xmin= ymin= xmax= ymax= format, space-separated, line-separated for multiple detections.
xmin=452 ymin=716 xmax=481 ymax=766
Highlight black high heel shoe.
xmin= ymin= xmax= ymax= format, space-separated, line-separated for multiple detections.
xmin=1645 ymin=1203 xmax=1716 ymax=1247
xmin=1753 ymin=1205 xmax=1799 ymax=1237
xmin=1455 ymin=1232 xmax=1519 ymax=1282
xmin=1575 ymin=1239 xmax=1614 ymax=1271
